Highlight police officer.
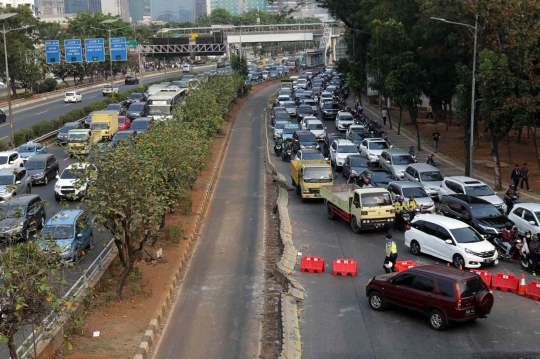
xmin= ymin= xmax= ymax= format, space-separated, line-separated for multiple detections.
xmin=394 ymin=196 xmax=409 ymax=232
xmin=384 ymin=233 xmax=398 ymax=273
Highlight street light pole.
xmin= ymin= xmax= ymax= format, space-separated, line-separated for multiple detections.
xmin=431 ymin=15 xmax=478 ymax=176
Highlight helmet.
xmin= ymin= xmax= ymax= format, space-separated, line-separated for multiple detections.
xmin=505 ymin=222 xmax=513 ymax=230
xmin=384 ymin=262 xmax=393 ymax=269
xmin=509 ymin=183 xmax=515 ymax=188
xmin=363 ymin=178 xmax=369 ymax=183
xmin=427 ymin=154 xmax=432 ymax=158
xmin=409 ymin=195 xmax=414 ymax=199
xmin=398 ymin=196 xmax=404 ymax=202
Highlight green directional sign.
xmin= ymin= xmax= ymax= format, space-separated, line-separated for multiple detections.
xmin=92 ymin=56 xmax=98 ymax=61
xmin=127 ymin=40 xmax=137 ymax=53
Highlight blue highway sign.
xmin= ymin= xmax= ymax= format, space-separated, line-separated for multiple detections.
xmin=84 ymin=38 xmax=105 ymax=62
xmin=45 ymin=40 xmax=60 ymax=64
xmin=64 ymin=39 xmax=82 ymax=63
xmin=110 ymin=37 xmax=127 ymax=61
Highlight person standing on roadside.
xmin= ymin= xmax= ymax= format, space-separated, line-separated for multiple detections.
xmin=381 ymin=108 xmax=388 ymax=125
xmin=511 ymin=164 xmax=522 ymax=188
xmin=427 ymin=103 xmax=433 ymax=119
xmin=383 ymin=233 xmax=398 ymax=273
xmin=432 ymin=130 xmax=440 ymax=153
xmin=521 ymin=162 xmax=531 ymax=192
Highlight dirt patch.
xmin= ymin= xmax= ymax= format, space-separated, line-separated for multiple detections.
xmin=55 ymin=80 xmax=280 ymax=359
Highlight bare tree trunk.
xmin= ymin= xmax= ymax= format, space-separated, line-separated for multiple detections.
xmin=386 ymin=97 xmax=393 ymax=130
xmin=448 ymin=102 xmax=453 ymax=126
xmin=7 ymin=333 xmax=17 ymax=359
xmin=397 ymin=107 xmax=403 ymax=135
xmin=530 ymin=123 xmax=540 ymax=171
xmin=516 ymin=127 xmax=523 ymax=143
xmin=116 ymin=260 xmax=134 ymax=297
xmin=410 ymin=106 xmax=421 ymax=151
xmin=114 ymin=238 xmax=127 ymax=267
xmin=507 ymin=134 xmax=512 ymax=163
xmin=490 ymin=127 xmax=502 ymax=190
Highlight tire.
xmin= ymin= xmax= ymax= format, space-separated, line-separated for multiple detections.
xmin=327 ymin=203 xmax=336 ymax=220
xmin=296 ymin=184 xmax=300 ymax=195
xmin=26 ymin=185 xmax=31 ymax=194
xmin=44 ymin=175 xmax=48 ymax=185
xmin=453 ymin=254 xmax=465 ymax=269
xmin=368 ymin=291 xmax=387 ymax=311
xmin=350 ymin=216 xmax=361 ymax=234
xmin=39 ymin=215 xmax=45 ymax=229
xmin=410 ymin=240 xmax=421 ymax=255
xmin=55 ymin=194 xmax=60 ymax=201
xmin=428 ymin=309 xmax=447 ymax=331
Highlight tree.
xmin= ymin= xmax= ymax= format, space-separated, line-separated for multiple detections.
xmin=230 ymin=53 xmax=248 ymax=78
xmin=210 ymin=8 xmax=233 ymax=25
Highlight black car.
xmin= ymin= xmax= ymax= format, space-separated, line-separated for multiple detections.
xmin=125 ymin=76 xmax=140 ymax=85
xmin=126 ymin=102 xmax=148 ymax=120
xmin=342 ymin=155 xmax=371 ymax=179
xmin=126 ymin=92 xmax=144 ymax=104
xmin=347 ymin=130 xmax=370 ymax=147
xmin=194 ymin=59 xmax=206 ymax=65
xmin=0 ymin=194 xmax=45 ymax=240
xmin=84 ymin=111 xmax=95 ymax=128
xmin=297 ymin=104 xmax=314 ymax=120
xmin=111 ymin=130 xmax=137 ymax=146
xmin=321 ymin=102 xmax=340 ymax=120
xmin=360 ymin=169 xmax=397 ymax=187
xmin=437 ymin=194 xmax=511 ymax=236
xmin=0 ymin=109 xmax=6 ymax=123
xmin=130 ymin=118 xmax=153 ymax=133
xmin=217 ymin=62 xmax=226 ymax=69
xmin=57 ymin=121 xmax=82 ymax=145
xmin=323 ymin=133 xmax=345 ymax=157
xmin=292 ymin=130 xmax=319 ymax=152
xmin=105 ymin=103 xmax=126 ymax=115
xmin=24 ymin=154 xmax=59 ymax=185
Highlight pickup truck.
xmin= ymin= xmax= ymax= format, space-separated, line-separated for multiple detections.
xmin=290 ymin=160 xmax=333 ymax=201
xmin=321 ymin=184 xmax=395 ymax=233
xmin=280 ymin=79 xmax=294 ymax=91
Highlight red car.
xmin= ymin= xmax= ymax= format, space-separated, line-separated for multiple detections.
xmin=118 ymin=116 xmax=131 ymax=131
xmin=365 ymin=265 xmax=494 ymax=331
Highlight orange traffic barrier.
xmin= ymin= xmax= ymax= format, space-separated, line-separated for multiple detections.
xmin=300 ymin=256 xmax=325 ymax=274
xmin=526 ymin=281 xmax=540 ymax=301
xmin=518 ymin=274 xmax=527 ymax=296
xmin=492 ymin=273 xmax=519 ymax=293
xmin=332 ymin=258 xmax=357 ymax=276
xmin=470 ymin=269 xmax=492 ymax=289
xmin=395 ymin=260 xmax=419 ymax=272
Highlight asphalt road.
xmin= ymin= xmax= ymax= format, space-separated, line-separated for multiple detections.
xmin=153 ymin=85 xmax=276 ymax=358
xmin=266 ymin=92 xmax=540 ymax=358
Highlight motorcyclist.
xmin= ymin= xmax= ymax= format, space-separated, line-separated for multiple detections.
xmin=504 ymin=183 xmax=519 ymax=214
xmin=522 ymin=230 xmax=533 ymax=267
xmin=409 ymin=146 xmax=418 ymax=162
xmin=394 ymin=196 xmax=409 ymax=232
xmin=407 ymin=195 xmax=419 ymax=220
xmin=523 ymin=232 xmax=540 ymax=276
xmin=501 ymin=222 xmax=518 ymax=258
xmin=425 ymin=154 xmax=436 ymax=166
xmin=362 ymin=178 xmax=373 ymax=188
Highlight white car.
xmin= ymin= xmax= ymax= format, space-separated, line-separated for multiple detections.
xmin=0 ymin=151 xmax=23 ymax=169
xmin=64 ymin=91 xmax=82 ymax=103
xmin=300 ymin=116 xmax=317 ymax=130
xmin=508 ymin=203 xmax=540 ymax=236
xmin=379 ymin=149 xmax=415 ymax=179
xmin=304 ymin=119 xmax=327 ymax=141
xmin=182 ymin=64 xmax=192 ymax=73
xmin=405 ymin=214 xmax=498 ymax=269
xmin=319 ymin=91 xmax=333 ymax=104
xmin=438 ymin=176 xmax=505 ymax=212
xmin=54 ymin=163 xmax=96 ymax=201
xmin=345 ymin=125 xmax=365 ymax=139
xmin=277 ymin=94 xmax=291 ymax=106
xmin=297 ymin=78 xmax=308 ymax=89
xmin=329 ymin=139 xmax=359 ymax=171
xmin=359 ymin=138 xmax=391 ymax=163
xmin=335 ymin=111 xmax=354 ymax=132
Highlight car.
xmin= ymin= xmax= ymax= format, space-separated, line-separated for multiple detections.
xmin=359 ymin=169 xmax=397 ymax=187
xmin=124 ymin=76 xmax=140 ymax=85
xmin=273 ymin=121 xmax=293 ymax=139
xmin=292 ymin=130 xmax=319 ymax=152
xmin=342 ymin=154 xmax=371 ymax=178
xmin=182 ymin=64 xmax=192 ymax=73
xmin=17 ymin=142 xmax=47 ymax=162
xmin=0 ymin=151 xmax=23 ymax=169
xmin=39 ymin=209 xmax=93 ymax=262
xmin=297 ymin=78 xmax=308 ymax=90
xmin=111 ymin=130 xmax=137 ymax=147
xmin=126 ymin=92 xmax=144 ymax=104
xmin=0 ymin=109 xmax=6 ymax=123
xmin=194 ymin=59 xmax=206 ymax=65
xmin=0 ymin=194 xmax=45 ymax=240
xmin=126 ymin=102 xmax=148 ymax=120
xmin=102 ymin=84 xmax=119 ymax=96
xmin=84 ymin=111 xmax=95 ymax=128
xmin=403 ymin=164 xmax=444 ymax=199
xmin=276 ymin=95 xmax=291 ymax=106
xmin=508 ymin=203 xmax=540 ymax=237
xmin=130 ymin=118 xmax=153 ymax=133
xmin=359 ymin=138 xmax=391 ymax=163
xmin=405 ymin=214 xmax=498 ymax=269
xmin=322 ymin=132 xmax=345 ymax=157
xmin=386 ymin=181 xmax=435 ymax=212
xmin=312 ymin=86 xmax=322 ymax=96
xmin=282 ymin=124 xmax=300 ymax=141
xmin=438 ymin=176 xmax=505 ymax=212
xmin=345 ymin=125 xmax=366 ymax=139
xmin=379 ymin=149 xmax=415 ymax=179
xmin=437 ymin=194 xmax=511 ymax=236
xmin=282 ymin=101 xmax=297 ymax=117
xmin=329 ymin=139 xmax=359 ymax=171
xmin=23 ymin=154 xmax=59 ymax=185
xmin=57 ymin=122 xmax=82 ymax=145
xmin=294 ymin=149 xmax=325 ymax=161
xmin=64 ymin=91 xmax=82 ymax=103
xmin=0 ymin=167 xmax=32 ymax=203
xmin=270 ymin=71 xmax=278 ymax=78
xmin=118 ymin=115 xmax=131 ymax=131
xmin=299 ymin=115 xmax=317 ymax=130
xmin=250 ymin=73 xmax=260 ymax=82
xmin=321 ymin=102 xmax=340 ymax=120
xmin=272 ymin=105 xmax=288 ymax=119
xmin=303 ymin=119 xmax=326 ymax=141
xmin=334 ymin=111 xmax=354 ymax=131
xmin=296 ymin=104 xmax=313 ymax=120
xmin=54 ymin=163 xmax=96 ymax=201
xmin=319 ymin=91 xmax=333 ymax=104
xmin=182 ymin=75 xmax=195 ymax=81
xmin=302 ymin=99 xmax=317 ymax=115
xmin=217 ymin=62 xmax=226 ymax=69
xmin=105 ymin=103 xmax=124 ymax=115
xmin=346 ymin=128 xmax=371 ymax=148
xmin=273 ymin=111 xmax=291 ymax=125
xmin=262 ymin=71 xmax=270 ymax=80
xmin=365 ymin=264 xmax=494 ymax=330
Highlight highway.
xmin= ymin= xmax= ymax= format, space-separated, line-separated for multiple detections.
xmin=266 ymin=95 xmax=540 ymax=358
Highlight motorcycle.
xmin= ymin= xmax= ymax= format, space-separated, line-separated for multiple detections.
xmin=519 ymin=250 xmax=540 ymax=273
xmin=274 ymin=142 xmax=283 ymax=156
xmin=488 ymin=236 xmax=522 ymax=261
xmin=397 ymin=209 xmax=411 ymax=231
xmin=505 ymin=195 xmax=520 ymax=215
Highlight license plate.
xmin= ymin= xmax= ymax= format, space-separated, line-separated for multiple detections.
xmin=465 ymin=309 xmax=475 ymax=315
xmin=484 ymin=258 xmax=493 ymax=263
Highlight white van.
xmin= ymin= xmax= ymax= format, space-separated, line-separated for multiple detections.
xmin=182 ymin=64 xmax=192 ymax=73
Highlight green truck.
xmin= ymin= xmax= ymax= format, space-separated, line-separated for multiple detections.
xmin=320 ymin=184 xmax=395 ymax=233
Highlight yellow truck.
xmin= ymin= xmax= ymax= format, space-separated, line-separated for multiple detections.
xmin=67 ymin=129 xmax=101 ymax=155
xmin=90 ymin=110 xmax=118 ymax=141
xmin=320 ymin=184 xmax=395 ymax=233
xmin=290 ymin=160 xmax=333 ymax=201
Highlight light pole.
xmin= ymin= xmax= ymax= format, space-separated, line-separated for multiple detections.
xmin=431 ymin=14 xmax=479 ymax=177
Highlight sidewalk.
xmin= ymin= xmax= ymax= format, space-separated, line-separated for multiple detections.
xmin=356 ymin=97 xmax=540 ymax=203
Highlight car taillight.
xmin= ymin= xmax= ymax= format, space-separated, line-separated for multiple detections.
xmin=406 ymin=225 xmax=411 ymax=231
xmin=361 ymin=211 xmax=368 ymax=215
xmin=455 ymin=283 xmax=462 ymax=309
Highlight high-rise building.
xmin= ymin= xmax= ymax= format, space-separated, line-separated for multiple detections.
xmin=150 ymin=0 xmax=193 ymax=23
xmin=129 ymin=0 xmax=151 ymax=21
xmin=64 ymin=0 xmax=101 ymax=13
xmin=101 ymin=0 xmax=130 ymax=21
xmin=209 ymin=0 xmax=267 ymax=16
xmin=193 ymin=0 xmax=205 ymax=22
xmin=0 ymin=0 xmax=36 ymax=14
xmin=37 ymin=0 xmax=64 ymax=15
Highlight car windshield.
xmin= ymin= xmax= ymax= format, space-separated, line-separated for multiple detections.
xmin=349 ymin=157 xmax=370 ymax=167
xmin=25 ymin=160 xmax=45 ymax=170
xmin=402 ymin=187 xmax=429 ymax=198
xmin=68 ymin=133 xmax=88 ymax=141
xmin=131 ymin=121 xmax=150 ymax=130
xmin=368 ymin=141 xmax=389 ymax=150
xmin=392 ymin=155 xmax=413 ymax=165
xmin=60 ymin=124 xmax=77 ymax=133
xmin=301 ymin=152 xmax=324 ymax=160
xmin=129 ymin=94 xmax=142 ymax=99
xmin=41 ymin=224 xmax=74 ymax=240
xmin=299 ymin=107 xmax=312 ymax=114
xmin=338 ymin=145 xmax=358 ymax=153
xmin=465 ymin=185 xmax=494 ymax=197
xmin=339 ymin=115 xmax=353 ymax=121
xmin=60 ymin=168 xmax=86 ymax=180
xmin=0 ymin=204 xmax=25 ymax=217
xmin=470 ymin=204 xmax=503 ymax=218
xmin=284 ymin=103 xmax=295 ymax=109
xmin=283 ymin=126 xmax=299 ymax=134
xmin=129 ymin=104 xmax=145 ymax=111
xmin=420 ymin=171 xmax=444 ymax=181
xmin=275 ymin=122 xmax=291 ymax=129
xmin=275 ymin=114 xmax=290 ymax=120
xmin=371 ymin=172 xmax=395 ymax=183
xmin=118 ymin=117 xmax=126 ymax=123
xmin=19 ymin=145 xmax=36 ymax=152
xmin=298 ymin=134 xmax=317 ymax=142
xmin=352 ymin=132 xmax=367 ymax=140
xmin=178 ymin=81 xmax=189 ymax=88
xmin=0 ymin=174 xmax=14 ymax=185
xmin=361 ymin=192 xmax=392 ymax=207
xmin=304 ymin=168 xmax=332 ymax=183
xmin=459 ymin=278 xmax=486 ymax=297
xmin=323 ymin=103 xmax=339 ymax=110
xmin=450 ymin=227 xmax=484 ymax=243
xmin=278 ymin=96 xmax=289 ymax=101
xmin=307 ymin=123 xmax=324 ymax=130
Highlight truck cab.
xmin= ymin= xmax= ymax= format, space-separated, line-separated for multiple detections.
xmin=290 ymin=160 xmax=333 ymax=201
xmin=67 ymin=129 xmax=101 ymax=155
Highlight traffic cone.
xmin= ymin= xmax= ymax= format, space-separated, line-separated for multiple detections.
xmin=518 ymin=274 xmax=527 ymax=296
xmin=459 ymin=265 xmax=463 ymax=270
xmin=447 ymin=263 xmax=450 ymax=267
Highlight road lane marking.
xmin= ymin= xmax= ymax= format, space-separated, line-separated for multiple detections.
xmin=0 ymin=136 xmax=7 ymax=140
xmin=88 ymin=95 xmax=96 ymax=98
xmin=63 ymin=156 xmax=71 ymax=161
xmin=36 ymin=110 xmax=48 ymax=115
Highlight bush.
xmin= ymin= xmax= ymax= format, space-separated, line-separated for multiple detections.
xmin=32 ymin=78 xmax=58 ymax=93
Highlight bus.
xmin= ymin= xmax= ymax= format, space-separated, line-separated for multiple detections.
xmin=147 ymin=89 xmax=186 ymax=121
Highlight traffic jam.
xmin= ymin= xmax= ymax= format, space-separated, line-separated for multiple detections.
xmin=269 ymin=66 xmax=540 ymax=331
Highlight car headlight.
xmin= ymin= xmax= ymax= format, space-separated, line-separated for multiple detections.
xmin=61 ymin=244 xmax=72 ymax=255
xmin=300 ymin=145 xmax=306 ymax=149
xmin=396 ymin=171 xmax=404 ymax=176
xmin=465 ymin=248 xmax=481 ymax=256
xmin=316 ymin=144 xmax=320 ymax=149
xmin=423 ymin=186 xmax=431 ymax=192
xmin=34 ymin=173 xmax=44 ymax=178
xmin=478 ymin=224 xmax=497 ymax=234
xmin=302 ymin=188 xmax=310 ymax=193
xmin=54 ymin=184 xmax=61 ymax=190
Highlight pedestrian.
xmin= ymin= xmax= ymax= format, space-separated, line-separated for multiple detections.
xmin=427 ymin=103 xmax=433 ymax=119
xmin=511 ymin=164 xmax=522 ymax=188
xmin=521 ymin=162 xmax=530 ymax=192
xmin=383 ymin=233 xmax=398 ymax=274
xmin=524 ymin=233 xmax=540 ymax=276
xmin=432 ymin=129 xmax=440 ymax=153
xmin=381 ymin=107 xmax=388 ymax=125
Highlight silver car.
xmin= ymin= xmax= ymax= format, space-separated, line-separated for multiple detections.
xmin=0 ymin=168 xmax=32 ymax=202
xmin=386 ymin=181 xmax=435 ymax=213
xmin=282 ymin=101 xmax=297 ymax=117
xmin=403 ymin=164 xmax=444 ymax=199
xmin=273 ymin=121 xmax=293 ymax=139
xmin=302 ymin=99 xmax=318 ymax=115
xmin=379 ymin=149 xmax=415 ymax=179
